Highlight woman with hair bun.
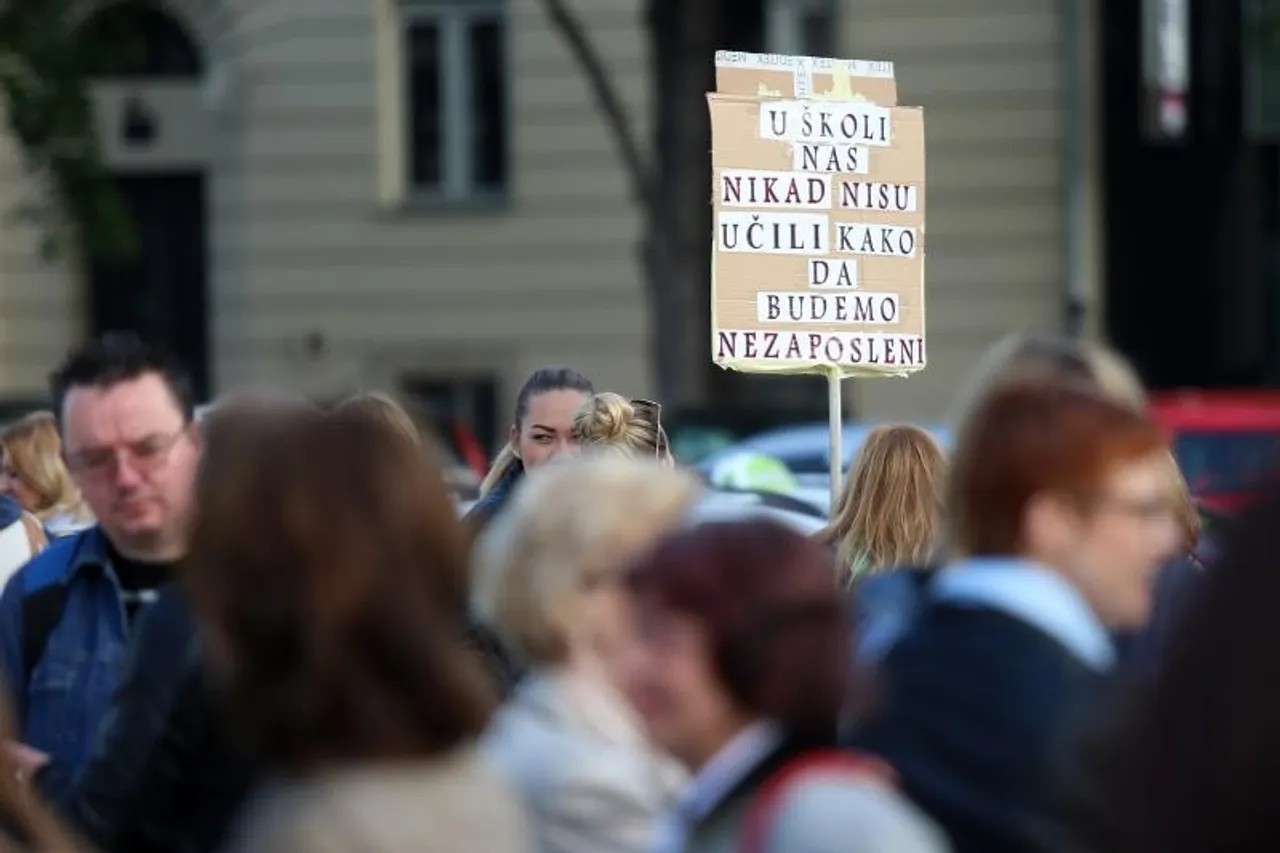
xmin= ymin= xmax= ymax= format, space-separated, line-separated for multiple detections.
xmin=573 ymin=393 xmax=672 ymax=464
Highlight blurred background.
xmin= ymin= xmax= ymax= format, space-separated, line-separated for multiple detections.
xmin=0 ymin=0 xmax=1277 ymax=513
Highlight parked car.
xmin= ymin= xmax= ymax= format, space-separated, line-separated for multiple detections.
xmin=1151 ymin=390 xmax=1280 ymax=512
xmin=455 ymin=486 xmax=828 ymax=534
xmin=696 ymin=420 xmax=953 ymax=482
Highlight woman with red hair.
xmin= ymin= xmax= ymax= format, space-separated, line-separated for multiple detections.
xmin=625 ymin=520 xmax=945 ymax=853
xmin=849 ymin=381 xmax=1182 ymax=853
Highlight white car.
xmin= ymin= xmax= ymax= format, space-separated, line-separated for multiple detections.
xmin=457 ymin=488 xmax=827 ymax=537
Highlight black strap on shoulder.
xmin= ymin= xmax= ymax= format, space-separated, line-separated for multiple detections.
xmin=21 ymin=584 xmax=70 ymax=685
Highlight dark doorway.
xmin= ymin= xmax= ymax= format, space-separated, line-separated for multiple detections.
xmin=1100 ymin=0 xmax=1278 ymax=388
xmin=87 ymin=173 xmax=210 ymax=398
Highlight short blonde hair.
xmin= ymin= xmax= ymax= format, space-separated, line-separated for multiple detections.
xmin=472 ymin=455 xmax=700 ymax=665
xmin=948 ymin=333 xmax=1146 ymax=429
xmin=816 ymin=425 xmax=946 ymax=583
xmin=0 ymin=411 xmax=91 ymax=524
xmin=573 ymin=392 xmax=671 ymax=461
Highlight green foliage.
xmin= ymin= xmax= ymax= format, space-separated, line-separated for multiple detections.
xmin=0 ymin=0 xmax=134 ymax=260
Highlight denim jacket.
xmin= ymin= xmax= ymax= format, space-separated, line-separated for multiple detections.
xmin=0 ymin=527 xmax=135 ymax=770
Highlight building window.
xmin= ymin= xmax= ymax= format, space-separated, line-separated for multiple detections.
xmin=401 ymin=0 xmax=508 ymax=202
xmin=767 ymin=0 xmax=838 ymax=57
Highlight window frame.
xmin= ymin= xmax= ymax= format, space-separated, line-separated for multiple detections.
xmin=766 ymin=0 xmax=840 ymax=56
xmin=398 ymin=0 xmax=510 ymax=206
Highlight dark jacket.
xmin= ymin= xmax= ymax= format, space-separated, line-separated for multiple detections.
xmin=461 ymin=615 xmax=525 ymax=699
xmin=34 ymin=584 xmax=256 ymax=853
xmin=1111 ymin=554 xmax=1203 ymax=679
xmin=464 ymin=460 xmax=524 ymax=534
xmin=855 ymin=556 xmax=1203 ymax=676
xmin=848 ymin=601 xmax=1109 ymax=853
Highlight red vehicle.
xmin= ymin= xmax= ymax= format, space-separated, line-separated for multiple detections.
xmin=1149 ymin=391 xmax=1280 ymax=512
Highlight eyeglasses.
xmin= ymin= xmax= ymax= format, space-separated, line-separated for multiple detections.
xmin=1094 ymin=494 xmax=1175 ymax=523
xmin=630 ymin=398 xmax=669 ymax=459
xmin=66 ymin=427 xmax=189 ymax=481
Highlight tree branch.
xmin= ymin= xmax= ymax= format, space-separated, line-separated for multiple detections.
xmin=541 ymin=0 xmax=654 ymax=209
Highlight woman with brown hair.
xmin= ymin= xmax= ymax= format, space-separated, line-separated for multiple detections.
xmin=816 ymin=425 xmax=947 ymax=584
xmin=626 ymin=520 xmax=946 ymax=853
xmin=185 ymin=406 xmax=530 ymax=852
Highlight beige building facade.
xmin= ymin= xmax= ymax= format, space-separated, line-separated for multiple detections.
xmin=0 ymin=0 xmax=1098 ymax=435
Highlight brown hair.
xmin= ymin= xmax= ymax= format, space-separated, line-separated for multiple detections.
xmin=334 ymin=391 xmax=421 ymax=449
xmin=479 ymin=367 xmax=594 ymax=496
xmin=0 ymin=412 xmax=90 ymax=524
xmin=950 ymin=382 xmax=1167 ymax=556
xmin=628 ymin=521 xmax=851 ymax=739
xmin=185 ymin=404 xmax=492 ymax=774
xmin=816 ymin=425 xmax=946 ymax=583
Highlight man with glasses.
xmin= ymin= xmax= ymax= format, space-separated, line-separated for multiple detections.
xmin=0 ymin=332 xmax=202 ymax=770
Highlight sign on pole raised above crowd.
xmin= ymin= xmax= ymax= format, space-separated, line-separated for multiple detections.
xmin=708 ymin=52 xmax=926 ymax=378
xmin=708 ymin=51 xmax=926 ymax=511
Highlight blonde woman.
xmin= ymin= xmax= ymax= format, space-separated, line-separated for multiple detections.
xmin=572 ymin=392 xmax=671 ymax=462
xmin=0 ymin=412 xmax=92 ymax=536
xmin=816 ymin=425 xmax=946 ymax=584
xmin=474 ymin=456 xmax=696 ymax=853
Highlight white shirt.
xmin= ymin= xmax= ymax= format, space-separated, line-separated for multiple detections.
xmin=931 ymin=556 xmax=1116 ymax=671
xmin=651 ymin=721 xmax=783 ymax=853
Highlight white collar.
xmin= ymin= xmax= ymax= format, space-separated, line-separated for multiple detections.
xmin=674 ymin=721 xmax=782 ymax=824
xmin=932 ymin=556 xmax=1115 ymax=671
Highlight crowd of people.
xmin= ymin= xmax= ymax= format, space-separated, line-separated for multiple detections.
xmin=0 ymin=328 xmax=1268 ymax=852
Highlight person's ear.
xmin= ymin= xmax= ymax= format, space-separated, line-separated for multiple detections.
xmin=1023 ymin=491 xmax=1079 ymax=563
xmin=188 ymin=419 xmax=204 ymax=454
xmin=508 ymin=425 xmax=521 ymax=459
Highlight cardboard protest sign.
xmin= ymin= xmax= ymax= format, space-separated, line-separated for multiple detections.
xmin=708 ymin=93 xmax=926 ymax=376
xmin=715 ymin=50 xmax=897 ymax=105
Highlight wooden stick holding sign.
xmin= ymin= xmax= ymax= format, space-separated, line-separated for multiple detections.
xmin=827 ymin=368 xmax=843 ymax=513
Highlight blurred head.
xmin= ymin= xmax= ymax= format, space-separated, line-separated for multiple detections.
xmin=625 ymin=521 xmax=850 ymax=770
xmin=473 ymin=456 xmax=700 ymax=687
xmin=818 ymin=425 xmax=946 ymax=582
xmin=949 ymin=333 xmax=1146 ymax=429
xmin=0 ymin=411 xmax=89 ymax=523
xmin=573 ymin=392 xmax=671 ymax=463
xmin=51 ymin=332 xmax=199 ymax=560
xmin=185 ymin=404 xmax=491 ymax=774
xmin=1095 ymin=484 xmax=1280 ymax=853
xmin=334 ymin=391 xmax=421 ymax=449
xmin=950 ymin=382 xmax=1181 ymax=628
xmin=479 ymin=367 xmax=593 ymax=496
